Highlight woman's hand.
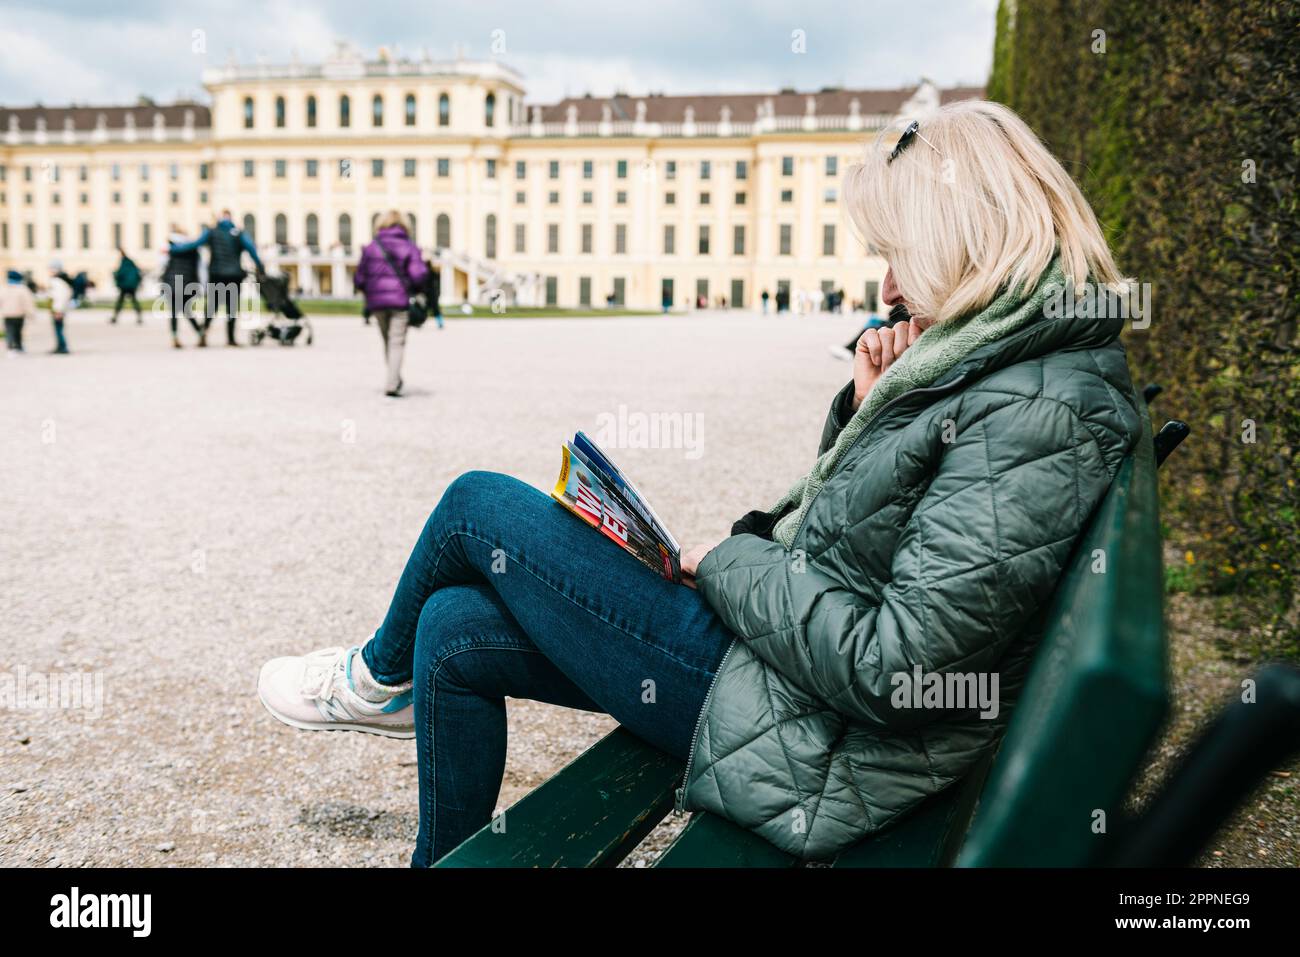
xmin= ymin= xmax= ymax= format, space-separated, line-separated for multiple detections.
xmin=851 ymin=320 xmax=921 ymax=411
xmin=681 ymin=537 xmax=726 ymax=588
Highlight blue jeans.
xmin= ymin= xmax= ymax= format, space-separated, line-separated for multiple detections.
xmin=360 ymin=470 xmax=735 ymax=867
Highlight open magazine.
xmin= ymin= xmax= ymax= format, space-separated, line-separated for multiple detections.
xmin=551 ymin=431 xmax=682 ymax=583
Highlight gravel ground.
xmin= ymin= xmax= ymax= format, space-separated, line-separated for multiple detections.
xmin=0 ymin=306 xmax=859 ymax=867
xmin=1129 ymin=587 xmax=1300 ymax=867
xmin=3 ymin=308 xmax=1292 ymax=868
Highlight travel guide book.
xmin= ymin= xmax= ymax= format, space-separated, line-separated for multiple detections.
xmin=551 ymin=431 xmax=682 ymax=582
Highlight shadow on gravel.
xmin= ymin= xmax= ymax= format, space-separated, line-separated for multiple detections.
xmin=296 ymin=802 xmax=418 ymax=841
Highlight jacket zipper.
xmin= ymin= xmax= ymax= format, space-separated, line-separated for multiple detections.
xmin=675 ymin=635 xmax=739 ymax=814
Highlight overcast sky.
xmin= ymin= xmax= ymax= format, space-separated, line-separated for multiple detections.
xmin=0 ymin=0 xmax=998 ymax=107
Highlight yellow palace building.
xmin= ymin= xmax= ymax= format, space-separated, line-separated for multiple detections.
xmin=0 ymin=43 xmax=980 ymax=311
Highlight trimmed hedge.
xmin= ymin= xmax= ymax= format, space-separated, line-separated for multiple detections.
xmin=989 ymin=0 xmax=1298 ymax=656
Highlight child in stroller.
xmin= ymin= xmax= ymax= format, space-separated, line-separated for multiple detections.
xmin=249 ymin=270 xmax=313 ymax=346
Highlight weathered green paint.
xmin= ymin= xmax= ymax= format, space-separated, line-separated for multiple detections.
xmin=435 ymin=727 xmax=680 ymax=867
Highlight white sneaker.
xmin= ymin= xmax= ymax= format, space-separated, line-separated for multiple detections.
xmin=257 ymin=646 xmax=415 ymax=739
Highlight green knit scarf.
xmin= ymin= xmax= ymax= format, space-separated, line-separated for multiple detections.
xmin=770 ymin=257 xmax=1066 ymax=548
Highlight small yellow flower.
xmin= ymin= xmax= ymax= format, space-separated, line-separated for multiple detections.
xmin=1223 ymin=565 xmax=1237 ymax=575
xmin=1271 ymin=563 xmax=1281 ymax=571
xmin=1185 ymin=550 xmax=1195 ymax=564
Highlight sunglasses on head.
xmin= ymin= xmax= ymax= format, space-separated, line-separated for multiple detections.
xmin=888 ymin=120 xmax=942 ymax=165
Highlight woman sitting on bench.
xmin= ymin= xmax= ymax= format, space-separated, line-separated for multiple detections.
xmin=257 ymin=100 xmax=1143 ymax=866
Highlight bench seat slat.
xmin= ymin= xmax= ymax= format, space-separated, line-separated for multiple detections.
xmin=436 ymin=728 xmax=681 ymax=867
xmin=655 ymin=812 xmax=798 ymax=867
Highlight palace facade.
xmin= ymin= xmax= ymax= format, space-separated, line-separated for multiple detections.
xmin=0 ymin=44 xmax=980 ymax=310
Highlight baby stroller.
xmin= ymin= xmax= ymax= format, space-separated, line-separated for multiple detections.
xmin=248 ymin=270 xmax=313 ymax=346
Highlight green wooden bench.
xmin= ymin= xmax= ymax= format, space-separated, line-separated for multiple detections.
xmin=437 ymin=410 xmax=1182 ymax=868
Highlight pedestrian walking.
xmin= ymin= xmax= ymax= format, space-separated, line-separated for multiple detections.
xmin=47 ymin=262 xmax=73 ymax=354
xmin=110 ymin=249 xmax=143 ymax=324
xmin=161 ymin=224 xmax=205 ymax=348
xmin=2 ymin=269 xmax=36 ymax=355
xmin=354 ymin=211 xmax=428 ymax=397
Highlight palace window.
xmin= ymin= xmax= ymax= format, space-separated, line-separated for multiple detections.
xmin=438 ymin=93 xmax=450 ymax=127
xmin=243 ymin=97 xmax=254 ymax=129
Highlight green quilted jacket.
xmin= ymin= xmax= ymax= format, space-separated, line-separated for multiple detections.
xmin=680 ymin=300 xmax=1143 ymax=860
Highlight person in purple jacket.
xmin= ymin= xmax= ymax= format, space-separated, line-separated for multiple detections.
xmin=354 ymin=211 xmax=428 ymax=397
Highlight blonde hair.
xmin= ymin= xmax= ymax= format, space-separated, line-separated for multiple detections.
xmin=376 ymin=209 xmax=409 ymax=233
xmin=842 ymin=99 xmax=1123 ymax=323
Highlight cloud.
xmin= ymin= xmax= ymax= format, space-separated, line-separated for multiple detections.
xmin=0 ymin=0 xmax=997 ymax=106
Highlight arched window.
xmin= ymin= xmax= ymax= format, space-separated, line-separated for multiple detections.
xmin=275 ymin=96 xmax=285 ymax=128
xmin=242 ymin=214 xmax=256 ymax=240
xmin=485 ymin=92 xmax=496 ymax=128
xmin=485 ymin=213 xmax=496 ymax=258
xmin=305 ymin=213 xmax=318 ymax=250
xmin=243 ymin=97 xmax=254 ymax=129
xmin=438 ymin=93 xmax=450 ymax=127
xmin=275 ymin=213 xmax=288 ymax=248
xmin=338 ymin=213 xmax=352 ymax=250
xmin=435 ymin=213 xmax=450 ymax=249
xmin=306 ymin=95 xmax=317 ymax=128
xmin=405 ymin=93 xmax=416 ymax=127
xmin=339 ymin=94 xmax=351 ymax=128
xmin=372 ymin=94 xmax=384 ymax=127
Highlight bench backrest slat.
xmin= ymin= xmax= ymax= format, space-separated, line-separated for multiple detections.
xmin=957 ymin=415 xmax=1168 ymax=866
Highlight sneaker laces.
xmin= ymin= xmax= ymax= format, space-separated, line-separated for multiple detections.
xmin=300 ymin=647 xmax=350 ymax=702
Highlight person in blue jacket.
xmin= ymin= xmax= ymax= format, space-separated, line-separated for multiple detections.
xmin=169 ymin=210 xmax=263 ymax=347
